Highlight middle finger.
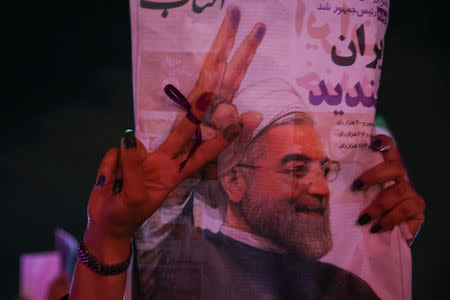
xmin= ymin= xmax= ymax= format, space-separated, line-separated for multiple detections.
xmin=189 ymin=6 xmax=242 ymax=102
xmin=218 ymin=22 xmax=266 ymax=101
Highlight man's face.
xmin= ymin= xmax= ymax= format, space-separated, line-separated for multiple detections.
xmin=240 ymin=123 xmax=332 ymax=259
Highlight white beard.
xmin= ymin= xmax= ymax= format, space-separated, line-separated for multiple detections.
xmin=240 ymin=185 xmax=333 ymax=260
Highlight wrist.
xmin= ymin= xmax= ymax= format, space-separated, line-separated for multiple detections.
xmin=83 ymin=224 xmax=132 ymax=264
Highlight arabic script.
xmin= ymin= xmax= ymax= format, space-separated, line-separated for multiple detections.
xmin=140 ymin=0 xmax=225 ymax=18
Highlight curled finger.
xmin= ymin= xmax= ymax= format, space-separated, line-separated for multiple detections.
xmin=368 ymin=195 xmax=425 ymax=233
xmin=119 ymin=130 xmax=148 ymax=205
xmin=216 ymin=111 xmax=263 ymax=177
xmin=357 ymin=181 xmax=416 ymax=226
xmin=88 ymin=147 xmax=120 ymax=221
xmin=96 ymin=147 xmax=120 ymax=189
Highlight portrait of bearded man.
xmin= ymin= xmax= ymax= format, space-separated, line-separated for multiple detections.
xmin=133 ymin=79 xmax=380 ymax=300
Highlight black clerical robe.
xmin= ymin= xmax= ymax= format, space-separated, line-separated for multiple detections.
xmin=133 ymin=198 xmax=380 ymax=300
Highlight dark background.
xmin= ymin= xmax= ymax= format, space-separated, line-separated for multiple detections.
xmin=3 ymin=1 xmax=449 ymax=299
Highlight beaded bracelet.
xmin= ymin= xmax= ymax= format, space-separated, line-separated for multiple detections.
xmin=77 ymin=240 xmax=131 ymax=276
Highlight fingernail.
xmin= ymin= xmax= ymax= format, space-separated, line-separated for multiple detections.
xmin=356 ymin=213 xmax=371 ymax=226
xmin=222 ymin=123 xmax=243 ymax=142
xmin=370 ymin=139 xmax=381 ymax=150
xmin=351 ymin=179 xmax=364 ymax=191
xmin=112 ymin=179 xmax=123 ymax=194
xmin=96 ymin=175 xmax=106 ymax=188
xmin=124 ymin=129 xmax=137 ymax=149
xmin=230 ymin=7 xmax=240 ymax=28
xmin=370 ymin=223 xmax=382 ymax=233
xmin=195 ymin=92 xmax=214 ymax=112
xmin=255 ymin=24 xmax=266 ymax=42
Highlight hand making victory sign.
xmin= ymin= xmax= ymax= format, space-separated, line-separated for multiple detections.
xmin=160 ymin=5 xmax=266 ymax=178
xmin=69 ymin=7 xmax=266 ymax=300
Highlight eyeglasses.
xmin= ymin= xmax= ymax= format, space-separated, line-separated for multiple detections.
xmin=236 ymin=159 xmax=340 ymax=183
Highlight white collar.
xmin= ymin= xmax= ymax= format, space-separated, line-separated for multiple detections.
xmin=192 ymin=191 xmax=286 ymax=254
xmin=219 ymin=225 xmax=286 ymax=254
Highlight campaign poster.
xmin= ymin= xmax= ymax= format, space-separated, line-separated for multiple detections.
xmin=129 ymin=1 xmax=412 ymax=299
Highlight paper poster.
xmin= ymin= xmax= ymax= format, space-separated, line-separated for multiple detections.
xmin=129 ymin=1 xmax=411 ymax=299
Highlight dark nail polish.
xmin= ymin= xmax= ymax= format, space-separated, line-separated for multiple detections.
xmin=356 ymin=213 xmax=371 ymax=226
xmin=222 ymin=123 xmax=242 ymax=142
xmin=96 ymin=175 xmax=106 ymax=188
xmin=124 ymin=129 xmax=137 ymax=149
xmin=231 ymin=8 xmax=240 ymax=28
xmin=112 ymin=179 xmax=123 ymax=194
xmin=255 ymin=24 xmax=266 ymax=42
xmin=370 ymin=139 xmax=381 ymax=150
xmin=195 ymin=92 xmax=214 ymax=111
xmin=351 ymin=179 xmax=364 ymax=191
xmin=370 ymin=223 xmax=382 ymax=233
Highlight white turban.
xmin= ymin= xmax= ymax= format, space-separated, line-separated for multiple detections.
xmin=232 ymin=78 xmax=308 ymax=138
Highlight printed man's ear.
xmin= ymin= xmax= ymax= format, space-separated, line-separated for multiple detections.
xmin=221 ymin=167 xmax=247 ymax=204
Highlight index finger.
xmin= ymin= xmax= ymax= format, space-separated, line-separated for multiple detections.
xmin=189 ymin=6 xmax=241 ymax=102
xmin=155 ymin=7 xmax=241 ymax=157
xmin=218 ymin=22 xmax=266 ymax=101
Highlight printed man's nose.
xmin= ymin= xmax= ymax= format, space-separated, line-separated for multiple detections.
xmin=307 ymin=175 xmax=330 ymax=196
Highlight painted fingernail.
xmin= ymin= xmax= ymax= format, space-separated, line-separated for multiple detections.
xmin=222 ymin=123 xmax=243 ymax=142
xmin=96 ymin=175 xmax=106 ymax=188
xmin=255 ymin=24 xmax=266 ymax=42
xmin=112 ymin=179 xmax=123 ymax=194
xmin=370 ymin=223 xmax=382 ymax=233
xmin=124 ymin=129 xmax=137 ymax=149
xmin=356 ymin=213 xmax=371 ymax=226
xmin=351 ymin=179 xmax=364 ymax=191
xmin=231 ymin=8 xmax=240 ymax=28
xmin=370 ymin=139 xmax=381 ymax=150
xmin=195 ymin=92 xmax=214 ymax=112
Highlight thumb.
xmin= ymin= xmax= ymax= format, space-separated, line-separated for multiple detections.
xmin=119 ymin=129 xmax=147 ymax=205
